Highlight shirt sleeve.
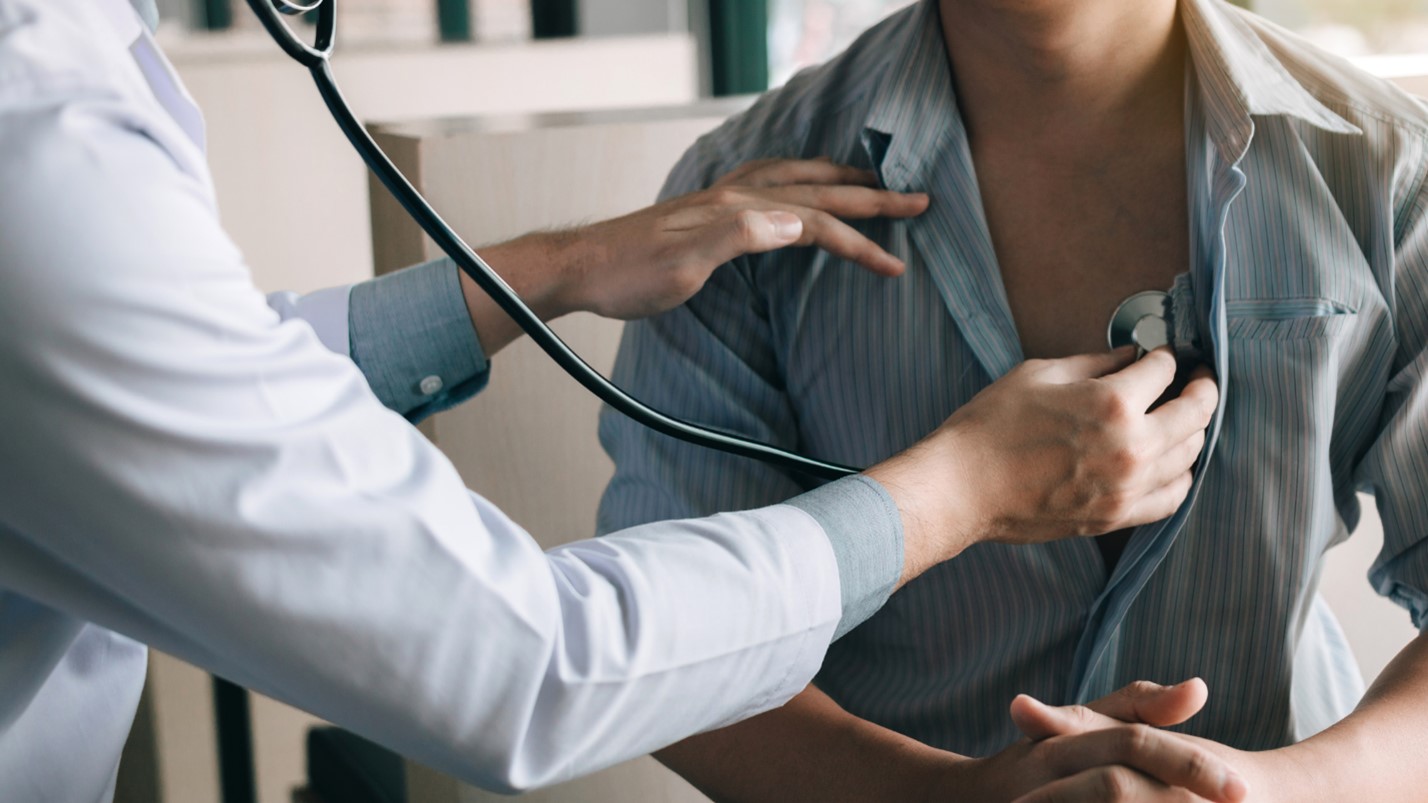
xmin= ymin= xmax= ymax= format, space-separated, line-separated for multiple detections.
xmin=597 ymin=141 xmax=903 ymax=639
xmin=1357 ymin=156 xmax=1428 ymax=631
xmin=0 ymin=87 xmax=846 ymax=791
xmin=265 ymin=257 xmax=491 ymax=424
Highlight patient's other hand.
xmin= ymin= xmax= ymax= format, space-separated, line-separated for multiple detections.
xmin=1005 ymin=679 xmax=1254 ymax=803
xmin=919 ymin=679 xmax=1246 ymax=803
xmin=868 ymin=347 xmax=1219 ymax=585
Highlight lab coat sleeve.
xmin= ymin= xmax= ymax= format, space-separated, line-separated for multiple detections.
xmin=265 ymin=257 xmax=492 ymax=423
xmin=1358 ymin=155 xmax=1428 ymax=631
xmin=0 ymin=94 xmax=843 ymax=792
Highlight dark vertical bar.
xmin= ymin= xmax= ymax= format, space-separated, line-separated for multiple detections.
xmin=213 ymin=677 xmax=257 ymax=803
xmin=198 ymin=0 xmax=233 ymax=30
xmin=708 ymin=0 xmax=768 ymax=97
xmin=437 ymin=0 xmax=473 ymax=42
xmin=531 ymin=0 xmax=578 ymax=39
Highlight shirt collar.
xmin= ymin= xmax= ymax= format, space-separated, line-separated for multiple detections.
xmin=1180 ymin=0 xmax=1359 ymax=161
xmin=861 ymin=0 xmax=961 ymax=191
xmin=131 ymin=0 xmax=161 ymax=33
xmin=862 ymin=0 xmax=1362 ymax=181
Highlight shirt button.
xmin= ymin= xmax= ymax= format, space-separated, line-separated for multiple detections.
xmin=419 ymin=375 xmax=444 ymax=396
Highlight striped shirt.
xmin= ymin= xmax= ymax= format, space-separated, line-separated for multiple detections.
xmin=598 ymin=0 xmax=1428 ymax=757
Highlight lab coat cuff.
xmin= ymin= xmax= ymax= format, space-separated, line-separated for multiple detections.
xmin=785 ymin=475 xmax=903 ymax=639
xmin=349 ymin=257 xmax=490 ymax=423
xmin=275 ymin=284 xmax=354 ymax=356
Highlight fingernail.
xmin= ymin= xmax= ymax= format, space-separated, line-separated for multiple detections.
xmin=767 ymin=211 xmax=802 ymax=241
xmin=1223 ymin=772 xmax=1249 ymax=800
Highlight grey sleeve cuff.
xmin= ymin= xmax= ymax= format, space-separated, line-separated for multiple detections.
xmin=785 ymin=475 xmax=903 ymax=640
xmin=348 ymin=257 xmax=490 ymax=423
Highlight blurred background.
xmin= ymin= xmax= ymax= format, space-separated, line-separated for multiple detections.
xmin=119 ymin=2 xmax=1428 ymax=803
xmin=154 ymin=0 xmax=1428 ymax=83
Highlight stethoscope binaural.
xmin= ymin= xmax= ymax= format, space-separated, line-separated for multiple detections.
xmin=248 ymin=0 xmax=1177 ymax=480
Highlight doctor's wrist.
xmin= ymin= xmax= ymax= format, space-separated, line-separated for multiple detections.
xmin=865 ymin=435 xmax=982 ymax=589
xmin=459 ymin=232 xmax=586 ymax=357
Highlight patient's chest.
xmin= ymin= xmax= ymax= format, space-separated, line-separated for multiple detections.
xmin=972 ymin=134 xmax=1190 ymax=359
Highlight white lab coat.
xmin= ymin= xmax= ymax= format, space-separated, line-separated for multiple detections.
xmin=0 ymin=2 xmax=852 ymax=799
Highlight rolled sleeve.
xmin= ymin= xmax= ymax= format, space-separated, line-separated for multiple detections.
xmin=785 ymin=475 xmax=903 ymax=639
xmin=1361 ymin=161 xmax=1428 ymax=630
xmin=348 ymin=257 xmax=490 ymax=423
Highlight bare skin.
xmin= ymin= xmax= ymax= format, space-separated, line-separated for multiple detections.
xmin=958 ymin=0 xmax=1190 ymax=564
xmin=1013 ymin=637 xmax=1428 ymax=802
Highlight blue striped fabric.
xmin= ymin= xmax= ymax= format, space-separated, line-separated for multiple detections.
xmin=597 ymin=0 xmax=1428 ymax=757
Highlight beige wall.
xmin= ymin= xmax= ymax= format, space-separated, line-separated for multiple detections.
xmin=164 ymin=31 xmax=699 ymax=293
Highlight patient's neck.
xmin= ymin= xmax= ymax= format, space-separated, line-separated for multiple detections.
xmin=939 ymin=0 xmax=1185 ymax=146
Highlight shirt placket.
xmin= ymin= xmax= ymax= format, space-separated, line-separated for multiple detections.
xmin=1067 ymin=113 xmax=1247 ymax=704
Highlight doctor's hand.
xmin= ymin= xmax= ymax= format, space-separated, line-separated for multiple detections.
xmin=918 ymin=679 xmax=1248 ymax=803
xmin=462 ymin=158 xmax=929 ymax=354
xmin=867 ymin=347 xmax=1218 ymax=585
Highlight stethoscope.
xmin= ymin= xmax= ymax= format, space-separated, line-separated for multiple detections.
xmin=248 ymin=0 xmax=1178 ymax=480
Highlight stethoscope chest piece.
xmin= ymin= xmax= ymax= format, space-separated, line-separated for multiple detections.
xmin=1107 ymin=291 xmax=1171 ymax=354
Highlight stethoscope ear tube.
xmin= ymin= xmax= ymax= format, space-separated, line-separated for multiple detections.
xmin=247 ymin=0 xmax=857 ymax=481
xmin=246 ymin=0 xmax=333 ymax=67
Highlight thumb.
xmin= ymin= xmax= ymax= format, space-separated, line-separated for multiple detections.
xmin=713 ymin=210 xmax=804 ymax=263
xmin=1086 ymin=678 xmax=1208 ymax=728
xmin=1038 ymin=346 xmax=1138 ymax=383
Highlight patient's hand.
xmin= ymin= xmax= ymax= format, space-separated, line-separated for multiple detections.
xmin=921 ymin=679 xmax=1248 ymax=803
xmin=1009 ymin=682 xmax=1303 ymax=803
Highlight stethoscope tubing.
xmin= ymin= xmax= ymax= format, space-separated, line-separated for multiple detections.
xmin=245 ymin=0 xmax=858 ymax=481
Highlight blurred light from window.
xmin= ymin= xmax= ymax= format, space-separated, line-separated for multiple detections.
xmin=1244 ymin=0 xmax=1428 ymax=58
xmin=769 ymin=0 xmax=914 ymax=86
xmin=767 ymin=0 xmax=1428 ymax=86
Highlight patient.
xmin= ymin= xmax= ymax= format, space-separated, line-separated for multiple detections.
xmin=598 ymin=0 xmax=1428 ymax=799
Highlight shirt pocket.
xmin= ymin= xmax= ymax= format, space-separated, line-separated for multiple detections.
xmin=1225 ymin=298 xmax=1357 ymax=341
xmin=1206 ymin=296 xmax=1357 ymax=567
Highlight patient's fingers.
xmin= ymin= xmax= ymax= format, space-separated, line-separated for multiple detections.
xmin=1037 ymin=728 xmax=1242 ymax=803
xmin=1012 ymin=767 xmax=1211 ymax=803
xmin=1010 ymin=679 xmax=1208 ymax=741
xmin=1088 ymin=679 xmax=1208 ymax=729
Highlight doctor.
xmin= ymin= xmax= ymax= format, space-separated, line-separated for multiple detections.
xmin=0 ymin=0 xmax=1222 ymax=800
